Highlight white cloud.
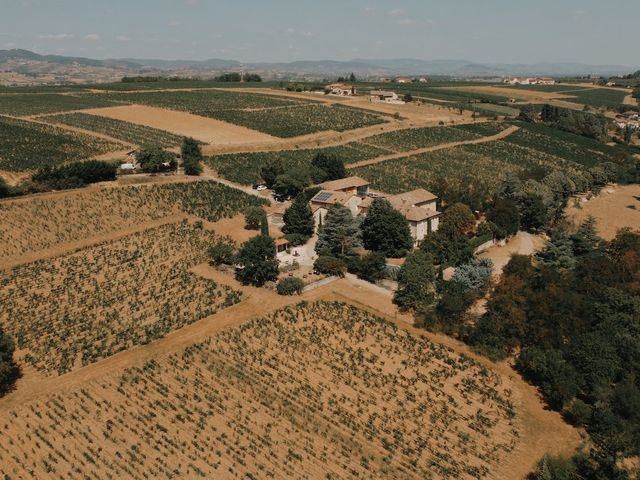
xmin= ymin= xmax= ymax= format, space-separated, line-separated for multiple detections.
xmin=37 ymin=33 xmax=74 ymax=40
xmin=389 ymin=9 xmax=404 ymax=16
xmin=84 ymin=33 xmax=100 ymax=42
xmin=115 ymin=35 xmax=130 ymax=42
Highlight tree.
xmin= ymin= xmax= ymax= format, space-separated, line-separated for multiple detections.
xmin=235 ymin=235 xmax=279 ymax=286
xmin=282 ymin=196 xmax=314 ymax=241
xmin=486 ymin=198 xmax=520 ymax=239
xmin=273 ymin=168 xmax=311 ymax=197
xmin=356 ymin=252 xmax=386 ymax=283
xmin=440 ymin=202 xmax=475 ymax=236
xmin=244 ymin=206 xmax=265 ymax=230
xmin=403 ymin=93 xmax=413 ymax=103
xmin=260 ymin=158 xmax=284 ymax=188
xmin=536 ymin=230 xmax=576 ymax=270
xmin=137 ymin=145 xmax=176 ymax=173
xmin=393 ymin=250 xmax=436 ymax=311
xmin=361 ymin=199 xmax=413 ymax=257
xmin=315 ymin=204 xmax=361 ymax=256
xmin=181 ymin=137 xmax=203 ymax=176
xmin=311 ymin=153 xmax=345 ymax=183
xmin=451 ymin=258 xmax=494 ymax=295
xmin=0 ymin=326 xmax=19 ymax=396
xmin=208 ymin=237 xmax=236 ymax=266
xmin=570 ymin=216 xmax=601 ymax=256
xmin=349 ymin=72 xmax=356 ymax=82
xmin=623 ymin=125 xmax=633 ymax=144
xmin=518 ymin=104 xmax=537 ymax=122
xmin=532 ymin=454 xmax=577 ymax=480
xmin=276 ymin=277 xmax=305 ymax=295
xmin=421 ymin=229 xmax=472 ymax=267
xmin=314 ymin=256 xmax=347 ymax=277
xmin=0 ymin=177 xmax=12 ymax=198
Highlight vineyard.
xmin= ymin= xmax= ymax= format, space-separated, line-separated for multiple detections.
xmin=0 ymin=301 xmax=519 ymax=479
xmin=209 ymin=103 xmax=387 ymax=137
xmin=42 ymin=112 xmax=185 ymax=147
xmin=0 ymin=221 xmax=240 ymax=375
xmin=0 ymin=116 xmax=123 ymax=171
xmin=207 ymin=142 xmax=393 ymax=185
xmin=0 ymin=180 xmax=266 ymax=262
xmin=96 ymin=89 xmax=306 ymax=113
xmin=0 ymin=93 xmax=119 ymax=116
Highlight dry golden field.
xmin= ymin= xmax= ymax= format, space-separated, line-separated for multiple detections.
xmin=0 ymin=301 xmax=519 ymax=480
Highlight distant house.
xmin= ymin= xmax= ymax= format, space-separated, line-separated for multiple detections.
xmin=418 ymin=77 xmax=429 ymax=83
xmin=370 ymin=90 xmax=402 ymax=104
xmin=504 ymin=76 xmax=555 ymax=85
xmin=396 ymin=77 xmax=413 ymax=84
xmin=325 ymin=83 xmax=355 ymax=96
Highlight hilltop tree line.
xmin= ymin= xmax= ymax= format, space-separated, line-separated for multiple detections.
xmin=215 ymin=72 xmax=262 ymax=82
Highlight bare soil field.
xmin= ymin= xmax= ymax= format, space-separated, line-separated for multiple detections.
xmin=566 ymin=183 xmax=640 ymax=240
xmin=82 ymin=104 xmax=278 ymax=147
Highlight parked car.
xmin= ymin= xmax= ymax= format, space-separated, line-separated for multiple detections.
xmin=256 ymin=185 xmax=267 ymax=191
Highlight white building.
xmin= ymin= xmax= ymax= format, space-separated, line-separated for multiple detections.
xmin=370 ymin=89 xmax=403 ymax=104
xmin=325 ymin=83 xmax=355 ymax=96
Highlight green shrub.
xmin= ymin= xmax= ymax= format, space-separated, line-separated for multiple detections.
xmin=314 ymin=256 xmax=347 ymax=277
xmin=276 ymin=277 xmax=305 ymax=295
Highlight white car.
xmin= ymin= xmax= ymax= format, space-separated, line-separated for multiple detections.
xmin=256 ymin=185 xmax=267 ymax=191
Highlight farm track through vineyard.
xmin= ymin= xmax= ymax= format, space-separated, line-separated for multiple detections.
xmin=347 ymin=124 xmax=521 ymax=168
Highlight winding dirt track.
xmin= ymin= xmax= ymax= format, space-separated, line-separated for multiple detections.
xmin=347 ymin=124 xmax=521 ymax=168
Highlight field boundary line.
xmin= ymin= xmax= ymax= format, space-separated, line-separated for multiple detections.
xmin=347 ymin=124 xmax=521 ymax=168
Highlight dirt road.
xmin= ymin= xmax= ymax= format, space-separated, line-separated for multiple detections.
xmin=347 ymin=124 xmax=520 ymax=169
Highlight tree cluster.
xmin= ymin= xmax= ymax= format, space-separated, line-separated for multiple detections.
xmin=137 ymin=145 xmax=177 ymax=173
xmin=469 ymin=227 xmax=640 ymax=478
xmin=181 ymin=137 xmax=203 ymax=176
xmin=215 ymin=72 xmax=262 ymax=82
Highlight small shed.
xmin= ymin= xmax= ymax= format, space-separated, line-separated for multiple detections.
xmin=275 ymin=238 xmax=290 ymax=254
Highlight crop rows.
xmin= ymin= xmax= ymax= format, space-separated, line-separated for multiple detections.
xmin=0 ymin=301 xmax=518 ymax=479
xmin=42 ymin=112 xmax=186 ymax=147
xmin=0 ymin=116 xmax=123 ymax=171
xmin=209 ymin=103 xmax=387 ymax=137
xmin=95 ymin=89 xmax=307 ymax=113
xmin=207 ymin=142 xmax=393 ymax=185
xmin=0 ymin=180 xmax=266 ymax=262
xmin=0 ymin=221 xmax=240 ymax=375
xmin=561 ymin=88 xmax=628 ymax=108
xmin=0 ymin=93 xmax=120 ymax=116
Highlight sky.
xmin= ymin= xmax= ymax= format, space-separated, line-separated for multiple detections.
xmin=1 ymin=0 xmax=638 ymax=65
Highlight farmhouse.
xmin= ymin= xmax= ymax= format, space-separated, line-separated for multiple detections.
xmin=310 ymin=176 xmax=441 ymax=245
xmin=504 ymin=76 xmax=556 ymax=85
xmin=396 ymin=77 xmax=413 ymax=84
xmin=359 ymin=189 xmax=441 ymax=245
xmin=325 ymin=83 xmax=356 ymax=96
xmin=370 ymin=90 xmax=402 ymax=104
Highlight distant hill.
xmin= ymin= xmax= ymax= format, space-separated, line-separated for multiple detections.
xmin=0 ymin=49 xmax=637 ymax=85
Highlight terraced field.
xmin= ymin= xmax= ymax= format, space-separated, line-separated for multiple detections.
xmin=0 ymin=301 xmax=519 ymax=479
xmin=42 ymin=112 xmax=185 ymax=147
xmin=207 ymin=142 xmax=393 ymax=185
xmin=0 ymin=93 xmax=119 ymax=116
xmin=0 ymin=180 xmax=267 ymax=263
xmin=0 ymin=221 xmax=241 ymax=375
xmin=0 ymin=116 xmax=123 ymax=171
